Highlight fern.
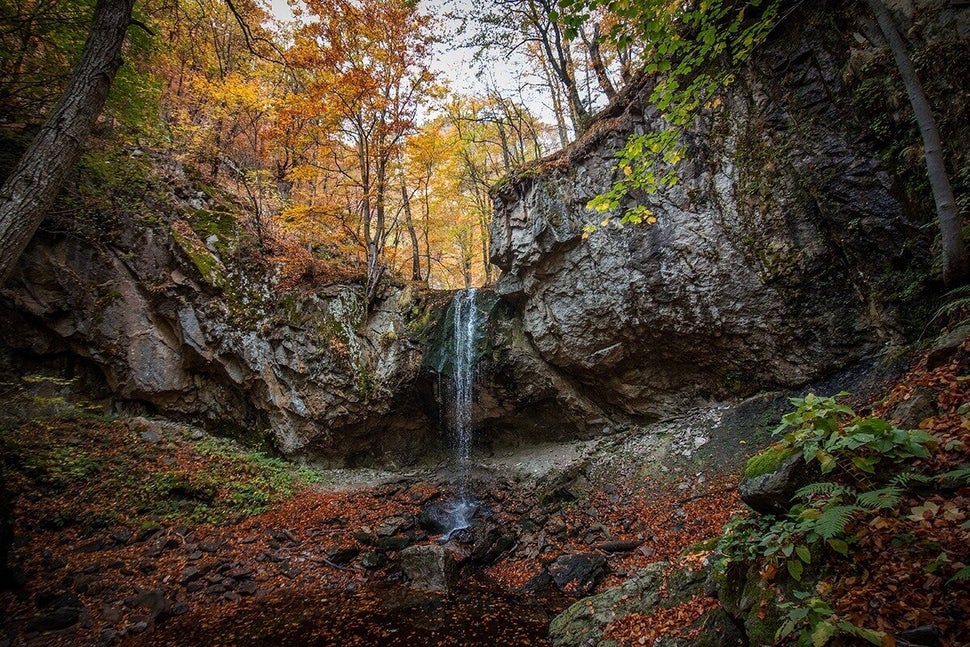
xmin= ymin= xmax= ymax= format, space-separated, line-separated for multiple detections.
xmin=932 ymin=285 xmax=970 ymax=326
xmin=856 ymin=486 xmax=903 ymax=510
xmin=795 ymin=482 xmax=852 ymax=499
xmin=892 ymin=471 xmax=933 ymax=487
xmin=936 ymin=468 xmax=970 ymax=485
xmin=948 ymin=565 xmax=970 ymax=584
xmin=813 ymin=505 xmax=860 ymax=539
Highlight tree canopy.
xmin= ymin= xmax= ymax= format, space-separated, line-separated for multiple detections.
xmin=0 ymin=0 xmax=965 ymax=289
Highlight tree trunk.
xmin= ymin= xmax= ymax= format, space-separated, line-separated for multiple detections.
xmin=399 ymin=173 xmax=422 ymax=281
xmin=866 ymin=0 xmax=967 ymax=285
xmin=0 ymin=0 xmax=135 ymax=286
xmin=538 ymin=51 xmax=571 ymax=148
xmin=581 ymin=23 xmax=617 ymax=100
xmin=422 ymin=171 xmax=432 ymax=284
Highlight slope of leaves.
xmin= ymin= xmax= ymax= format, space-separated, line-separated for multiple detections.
xmin=484 ymin=478 xmax=740 ymax=592
xmin=601 ymin=594 xmax=719 ymax=646
xmin=0 ymin=415 xmax=316 ymax=531
xmin=821 ymin=341 xmax=970 ymax=642
xmin=0 ymin=397 xmax=746 ymax=646
xmin=715 ymin=333 xmax=970 ymax=646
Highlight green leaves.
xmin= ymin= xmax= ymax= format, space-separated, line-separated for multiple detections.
xmin=776 ymin=594 xmax=887 ymax=647
xmin=560 ymin=0 xmax=784 ymax=233
xmin=787 ymin=557 xmax=804 ymax=581
xmin=769 ymin=392 xmax=938 ymax=476
xmin=811 ymin=620 xmax=837 ymax=647
xmin=827 ymin=538 xmax=849 ymax=556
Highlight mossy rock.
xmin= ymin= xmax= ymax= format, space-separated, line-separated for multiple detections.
xmin=744 ymin=445 xmax=797 ymax=479
xmin=420 ymin=289 xmax=499 ymax=376
xmin=170 ymin=221 xmax=227 ymax=289
xmin=186 ymin=208 xmax=241 ymax=255
xmin=549 ymin=562 xmax=709 ymax=647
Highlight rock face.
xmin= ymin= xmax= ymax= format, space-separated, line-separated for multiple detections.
xmin=419 ymin=290 xmax=609 ymax=449
xmin=0 ymin=156 xmax=434 ymax=466
xmin=489 ymin=7 xmax=929 ymax=421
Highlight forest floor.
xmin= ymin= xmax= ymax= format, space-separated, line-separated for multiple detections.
xmin=0 ymin=334 xmax=967 ymax=647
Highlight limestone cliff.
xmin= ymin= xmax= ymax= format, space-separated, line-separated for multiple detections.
xmin=488 ymin=2 xmax=947 ymax=422
xmin=0 ymin=151 xmax=434 ymax=466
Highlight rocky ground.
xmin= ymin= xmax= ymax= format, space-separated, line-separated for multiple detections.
xmin=0 ymin=384 xmax=745 ymax=646
xmin=1 ymin=330 xmax=967 ymax=647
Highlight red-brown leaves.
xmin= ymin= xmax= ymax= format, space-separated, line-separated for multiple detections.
xmin=601 ymin=594 xmax=719 ymax=645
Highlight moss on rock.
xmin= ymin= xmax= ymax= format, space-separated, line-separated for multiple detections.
xmin=743 ymin=444 xmax=796 ymax=479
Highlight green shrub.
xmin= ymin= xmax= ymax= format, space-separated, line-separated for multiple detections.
xmin=772 ymin=392 xmax=936 ymax=475
xmin=715 ymin=392 xmax=941 ymax=647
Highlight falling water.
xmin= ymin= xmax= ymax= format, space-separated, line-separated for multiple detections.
xmin=451 ymin=287 xmax=478 ymax=496
xmin=438 ymin=287 xmax=480 ymax=536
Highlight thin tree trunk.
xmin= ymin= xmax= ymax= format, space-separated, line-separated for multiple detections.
xmin=495 ymin=119 xmax=512 ymax=173
xmin=478 ymin=206 xmax=491 ymax=286
xmin=538 ymin=52 xmax=570 ymax=148
xmin=422 ymin=171 xmax=432 ymax=284
xmin=866 ymin=0 xmax=967 ymax=285
xmin=399 ymin=173 xmax=421 ymax=281
xmin=581 ymin=23 xmax=616 ymax=100
xmin=0 ymin=0 xmax=135 ymax=285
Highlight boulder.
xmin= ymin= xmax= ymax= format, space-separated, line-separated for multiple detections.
xmin=925 ymin=325 xmax=970 ymax=370
xmin=376 ymin=516 xmax=410 ymax=537
xmin=896 ymin=625 xmax=941 ymax=647
xmin=469 ymin=526 xmax=516 ymax=565
xmin=25 ymin=606 xmax=83 ymax=633
xmin=399 ymin=544 xmax=455 ymax=592
xmin=417 ymin=500 xmax=477 ymax=536
xmin=739 ymin=454 xmax=817 ymax=516
xmin=891 ymin=386 xmax=939 ymax=429
xmin=549 ymin=562 xmax=709 ymax=647
xmin=547 ymin=553 xmax=607 ymax=596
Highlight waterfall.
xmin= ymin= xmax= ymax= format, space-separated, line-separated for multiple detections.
xmin=437 ymin=287 xmax=480 ymax=536
xmin=451 ymin=287 xmax=478 ymax=497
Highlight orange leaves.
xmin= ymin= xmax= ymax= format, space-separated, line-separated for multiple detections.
xmin=824 ymin=333 xmax=970 ymax=644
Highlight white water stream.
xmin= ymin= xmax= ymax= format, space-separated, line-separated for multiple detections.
xmin=440 ymin=287 xmax=480 ymax=535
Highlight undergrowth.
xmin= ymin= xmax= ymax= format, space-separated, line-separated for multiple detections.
xmin=715 ymin=388 xmax=969 ymax=646
xmin=1 ymin=414 xmax=319 ymax=530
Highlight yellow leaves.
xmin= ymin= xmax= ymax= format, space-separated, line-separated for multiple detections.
xmin=760 ymin=562 xmax=778 ymax=581
xmin=941 ymin=503 xmax=965 ymax=521
xmin=286 ymin=164 xmax=319 ymax=183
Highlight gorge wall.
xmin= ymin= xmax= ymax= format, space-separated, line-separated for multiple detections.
xmin=0 ymin=153 xmax=438 ymax=467
xmin=488 ymin=1 xmax=951 ymax=422
xmin=1 ymin=0 xmax=962 ymax=466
